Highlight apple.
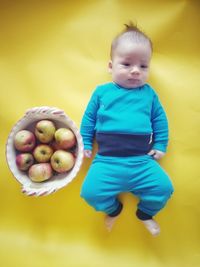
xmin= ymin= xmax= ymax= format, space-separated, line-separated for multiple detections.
xmin=14 ymin=130 xmax=36 ymax=152
xmin=33 ymin=144 xmax=53 ymax=163
xmin=16 ymin=153 xmax=34 ymax=171
xmin=50 ymin=140 xmax=62 ymax=151
xmin=28 ymin=163 xmax=53 ymax=182
xmin=50 ymin=150 xmax=75 ymax=173
xmin=35 ymin=120 xmax=56 ymax=143
xmin=54 ymin=128 xmax=76 ymax=149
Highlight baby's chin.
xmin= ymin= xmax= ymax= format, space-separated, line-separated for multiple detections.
xmin=120 ymin=81 xmax=146 ymax=89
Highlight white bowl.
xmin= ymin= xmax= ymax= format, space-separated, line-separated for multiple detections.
xmin=6 ymin=106 xmax=84 ymax=196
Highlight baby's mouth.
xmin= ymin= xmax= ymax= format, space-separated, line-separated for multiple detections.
xmin=128 ymin=78 xmax=140 ymax=82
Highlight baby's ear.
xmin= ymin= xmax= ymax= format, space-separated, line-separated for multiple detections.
xmin=108 ymin=60 xmax=112 ymax=73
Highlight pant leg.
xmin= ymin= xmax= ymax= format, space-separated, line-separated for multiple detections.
xmin=80 ymin=155 xmax=126 ymax=215
xmin=129 ymin=156 xmax=174 ymax=217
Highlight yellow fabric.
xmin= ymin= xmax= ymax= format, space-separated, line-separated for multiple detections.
xmin=0 ymin=1 xmax=200 ymax=266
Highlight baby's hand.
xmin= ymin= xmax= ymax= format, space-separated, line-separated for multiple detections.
xmin=148 ymin=149 xmax=165 ymax=160
xmin=84 ymin=150 xmax=92 ymax=158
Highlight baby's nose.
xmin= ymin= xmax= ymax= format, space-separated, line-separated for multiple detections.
xmin=130 ymin=66 xmax=140 ymax=74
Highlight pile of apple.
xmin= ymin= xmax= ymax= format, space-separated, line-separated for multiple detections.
xmin=14 ymin=120 xmax=77 ymax=183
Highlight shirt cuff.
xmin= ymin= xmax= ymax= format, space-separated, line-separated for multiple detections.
xmin=152 ymin=143 xmax=167 ymax=153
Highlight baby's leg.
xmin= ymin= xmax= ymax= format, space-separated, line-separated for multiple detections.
xmin=136 ymin=209 xmax=160 ymax=236
xmin=105 ymin=202 xmax=123 ymax=232
xmin=130 ymin=157 xmax=174 ymax=235
xmin=80 ymin=156 xmax=124 ymax=231
xmin=142 ymin=219 xmax=160 ymax=236
xmin=105 ymin=215 xmax=120 ymax=232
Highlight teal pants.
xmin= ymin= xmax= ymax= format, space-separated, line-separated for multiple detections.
xmin=81 ymin=154 xmax=174 ymax=217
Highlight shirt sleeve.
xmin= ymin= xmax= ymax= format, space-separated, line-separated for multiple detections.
xmin=80 ymin=88 xmax=100 ymax=150
xmin=151 ymin=93 xmax=169 ymax=152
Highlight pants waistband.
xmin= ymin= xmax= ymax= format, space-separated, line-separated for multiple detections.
xmin=96 ymin=132 xmax=153 ymax=157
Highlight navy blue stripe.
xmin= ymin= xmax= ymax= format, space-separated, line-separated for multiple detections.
xmin=108 ymin=202 xmax=123 ymax=217
xmin=136 ymin=209 xmax=153 ymax=220
xmin=96 ymin=132 xmax=153 ymax=157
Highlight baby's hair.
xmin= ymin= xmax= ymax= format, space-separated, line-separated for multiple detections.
xmin=110 ymin=22 xmax=153 ymax=58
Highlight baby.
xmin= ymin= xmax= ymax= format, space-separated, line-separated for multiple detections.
xmin=80 ymin=23 xmax=174 ymax=236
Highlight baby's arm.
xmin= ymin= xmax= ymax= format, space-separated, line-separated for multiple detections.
xmin=151 ymin=93 xmax=169 ymax=155
xmin=80 ymin=88 xmax=100 ymax=155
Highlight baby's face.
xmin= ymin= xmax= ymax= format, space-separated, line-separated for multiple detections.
xmin=109 ymin=42 xmax=152 ymax=89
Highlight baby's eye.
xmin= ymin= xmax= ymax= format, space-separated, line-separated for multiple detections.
xmin=122 ymin=63 xmax=130 ymax=67
xmin=141 ymin=65 xmax=148 ymax=69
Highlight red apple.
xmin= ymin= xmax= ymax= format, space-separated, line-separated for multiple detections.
xmin=16 ymin=153 xmax=34 ymax=171
xmin=54 ymin=128 xmax=76 ymax=149
xmin=14 ymin=130 xmax=36 ymax=152
xmin=50 ymin=150 xmax=75 ymax=173
xmin=35 ymin=120 xmax=56 ymax=143
xmin=50 ymin=140 xmax=62 ymax=151
xmin=28 ymin=163 xmax=53 ymax=182
xmin=33 ymin=144 xmax=53 ymax=163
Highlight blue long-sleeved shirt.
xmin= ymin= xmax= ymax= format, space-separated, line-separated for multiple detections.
xmin=80 ymin=82 xmax=169 ymax=153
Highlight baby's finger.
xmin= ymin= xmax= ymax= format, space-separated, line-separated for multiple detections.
xmin=84 ymin=150 xmax=92 ymax=158
xmin=153 ymin=151 xmax=165 ymax=160
xmin=148 ymin=150 xmax=155 ymax=156
xmin=153 ymin=153 xmax=160 ymax=160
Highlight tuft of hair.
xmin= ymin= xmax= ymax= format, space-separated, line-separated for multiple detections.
xmin=124 ymin=21 xmax=141 ymax=32
xmin=110 ymin=22 xmax=153 ymax=58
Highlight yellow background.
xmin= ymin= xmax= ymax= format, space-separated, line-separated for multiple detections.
xmin=0 ymin=0 xmax=200 ymax=266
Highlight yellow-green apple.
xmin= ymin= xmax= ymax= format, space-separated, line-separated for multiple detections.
xmin=14 ymin=130 xmax=36 ymax=152
xmin=28 ymin=163 xmax=53 ymax=182
xmin=35 ymin=120 xmax=56 ymax=143
xmin=16 ymin=153 xmax=34 ymax=171
xmin=33 ymin=144 xmax=53 ymax=163
xmin=54 ymin=128 xmax=76 ymax=149
xmin=50 ymin=150 xmax=75 ymax=173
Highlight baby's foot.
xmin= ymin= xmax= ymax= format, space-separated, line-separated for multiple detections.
xmin=105 ymin=215 xmax=119 ymax=232
xmin=142 ymin=219 xmax=160 ymax=236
